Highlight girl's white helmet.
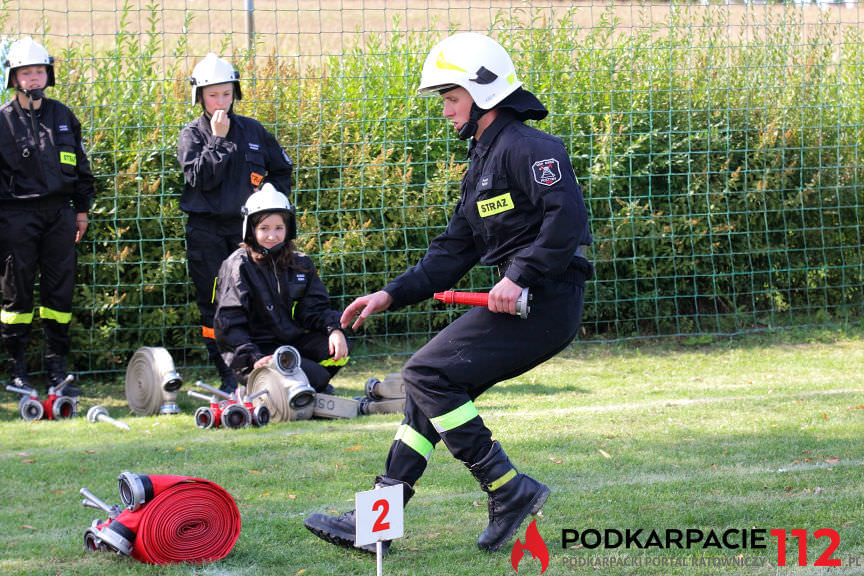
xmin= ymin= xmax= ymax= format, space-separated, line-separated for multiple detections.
xmin=241 ymin=183 xmax=296 ymax=242
xmin=417 ymin=33 xmax=521 ymax=110
xmin=4 ymin=37 xmax=55 ymax=89
xmin=189 ymin=53 xmax=242 ymax=103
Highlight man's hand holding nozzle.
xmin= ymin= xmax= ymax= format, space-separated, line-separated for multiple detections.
xmin=434 ymin=281 xmax=532 ymax=320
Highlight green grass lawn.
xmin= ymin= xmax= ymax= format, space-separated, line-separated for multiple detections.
xmin=2 ymin=328 xmax=864 ymax=575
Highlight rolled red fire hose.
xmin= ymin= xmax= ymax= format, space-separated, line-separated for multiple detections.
xmin=132 ymin=478 xmax=240 ymax=564
xmin=85 ymin=474 xmax=240 ymax=565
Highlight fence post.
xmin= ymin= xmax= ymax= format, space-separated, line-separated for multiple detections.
xmin=245 ymin=0 xmax=255 ymax=52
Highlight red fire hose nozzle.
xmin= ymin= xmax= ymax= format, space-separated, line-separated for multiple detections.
xmin=433 ymin=287 xmax=532 ymax=319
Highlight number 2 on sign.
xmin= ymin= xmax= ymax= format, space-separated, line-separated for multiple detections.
xmin=372 ymin=499 xmax=390 ymax=532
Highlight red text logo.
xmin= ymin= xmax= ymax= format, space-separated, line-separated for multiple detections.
xmin=771 ymin=529 xmax=841 ymax=567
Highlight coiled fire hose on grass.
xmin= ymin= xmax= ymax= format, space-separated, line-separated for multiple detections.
xmin=81 ymin=472 xmax=240 ymax=565
xmin=125 ymin=347 xmax=183 ymax=416
xmin=246 ymin=345 xmax=316 ymax=422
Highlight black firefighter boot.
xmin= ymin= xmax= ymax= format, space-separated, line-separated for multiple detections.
xmin=208 ymin=341 xmax=237 ymax=394
xmin=304 ymin=475 xmax=414 ymax=555
xmin=45 ymin=354 xmax=80 ymax=396
xmin=7 ymin=348 xmax=31 ymax=390
xmin=218 ymin=363 xmax=237 ymax=395
xmin=468 ymin=441 xmax=550 ymax=552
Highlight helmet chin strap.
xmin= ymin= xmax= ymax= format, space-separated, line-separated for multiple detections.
xmin=253 ymin=241 xmax=285 ymax=257
xmin=20 ymin=88 xmax=44 ymax=101
xmin=17 ymin=88 xmax=43 ymax=161
xmin=458 ymin=103 xmax=488 ymax=140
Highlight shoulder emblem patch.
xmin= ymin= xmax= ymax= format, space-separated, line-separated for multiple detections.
xmin=532 ymin=158 xmax=562 ymax=187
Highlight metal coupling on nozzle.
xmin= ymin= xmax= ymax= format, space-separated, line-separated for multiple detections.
xmin=272 ymin=345 xmax=302 ymax=375
xmin=161 ymin=370 xmax=183 ymax=392
xmin=86 ymin=405 xmax=130 ymax=430
xmin=117 ymin=471 xmax=153 ymax=511
xmin=271 ymin=346 xmax=315 ymax=409
xmin=514 ymin=287 xmax=532 ymax=320
xmin=80 ymin=487 xmax=122 ymax=518
xmin=221 ymin=402 xmax=251 ymax=429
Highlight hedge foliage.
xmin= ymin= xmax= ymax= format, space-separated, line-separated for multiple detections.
xmin=2 ymin=4 xmax=862 ymax=372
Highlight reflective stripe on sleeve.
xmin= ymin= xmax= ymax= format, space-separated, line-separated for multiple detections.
xmin=319 ymin=356 xmax=350 ymax=367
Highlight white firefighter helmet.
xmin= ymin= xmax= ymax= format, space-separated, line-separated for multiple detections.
xmin=189 ymin=52 xmax=242 ymax=103
xmin=417 ymin=33 xmax=521 ymax=110
xmin=241 ymin=183 xmax=296 ymax=243
xmin=4 ymin=37 xmax=55 ymax=90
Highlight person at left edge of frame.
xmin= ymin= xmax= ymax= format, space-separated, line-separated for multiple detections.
xmin=0 ymin=37 xmax=95 ymax=397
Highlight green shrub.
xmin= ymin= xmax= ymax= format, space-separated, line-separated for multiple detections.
xmin=6 ymin=4 xmax=861 ymax=373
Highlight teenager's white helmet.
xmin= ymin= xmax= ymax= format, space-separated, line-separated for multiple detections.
xmin=4 ymin=37 xmax=55 ymax=89
xmin=189 ymin=53 xmax=242 ymax=103
xmin=417 ymin=33 xmax=521 ymax=110
xmin=241 ymin=183 xmax=296 ymax=242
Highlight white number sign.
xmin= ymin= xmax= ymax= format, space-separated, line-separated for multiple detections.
xmin=355 ymin=483 xmax=404 ymax=547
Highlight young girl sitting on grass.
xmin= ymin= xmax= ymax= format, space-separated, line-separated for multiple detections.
xmin=213 ymin=184 xmax=348 ymax=393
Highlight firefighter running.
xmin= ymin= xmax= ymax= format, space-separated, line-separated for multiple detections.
xmin=304 ymin=32 xmax=592 ymax=554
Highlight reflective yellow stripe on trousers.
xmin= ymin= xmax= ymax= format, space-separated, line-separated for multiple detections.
xmin=430 ymin=401 xmax=479 ymax=434
xmin=0 ymin=310 xmax=34 ymax=324
xmin=394 ymin=424 xmax=435 ymax=460
xmin=39 ymin=307 xmax=72 ymax=323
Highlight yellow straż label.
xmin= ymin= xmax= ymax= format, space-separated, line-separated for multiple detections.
xmin=477 ymin=192 xmax=514 ymax=217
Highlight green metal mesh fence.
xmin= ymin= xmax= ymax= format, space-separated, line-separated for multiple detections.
xmin=1 ymin=0 xmax=862 ymax=377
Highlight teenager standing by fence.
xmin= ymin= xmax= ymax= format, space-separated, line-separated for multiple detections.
xmin=177 ymin=53 xmax=294 ymax=393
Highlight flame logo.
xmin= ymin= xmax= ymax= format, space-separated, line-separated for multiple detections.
xmin=511 ymin=519 xmax=549 ymax=574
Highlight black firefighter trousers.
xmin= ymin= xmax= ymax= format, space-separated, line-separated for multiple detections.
xmin=186 ymin=216 xmax=242 ymax=375
xmin=0 ymin=205 xmax=77 ymax=358
xmin=384 ymin=271 xmax=585 ymax=486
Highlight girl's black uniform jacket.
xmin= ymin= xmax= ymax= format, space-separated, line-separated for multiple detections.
xmin=213 ymin=248 xmax=342 ymax=378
